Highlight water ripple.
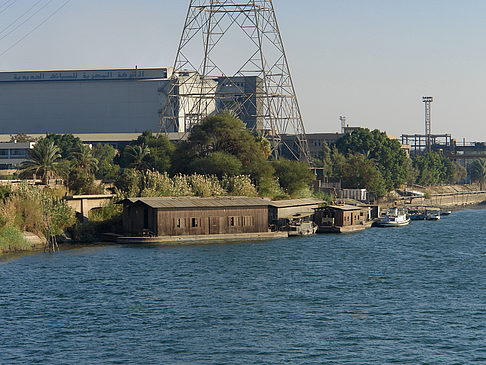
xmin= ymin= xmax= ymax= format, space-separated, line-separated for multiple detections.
xmin=1 ymin=209 xmax=486 ymax=363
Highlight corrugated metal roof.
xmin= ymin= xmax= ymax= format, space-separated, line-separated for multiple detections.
xmin=327 ymin=204 xmax=363 ymax=211
xmin=122 ymin=196 xmax=270 ymax=209
xmin=268 ymin=198 xmax=323 ymax=208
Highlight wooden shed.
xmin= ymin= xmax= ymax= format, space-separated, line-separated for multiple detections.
xmin=120 ymin=196 xmax=270 ymax=237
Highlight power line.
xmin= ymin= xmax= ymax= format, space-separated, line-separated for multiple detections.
xmin=0 ymin=0 xmax=73 ymax=58
xmin=0 ymin=0 xmax=44 ymax=38
xmin=0 ymin=0 xmax=55 ymax=42
xmin=0 ymin=0 xmax=15 ymax=16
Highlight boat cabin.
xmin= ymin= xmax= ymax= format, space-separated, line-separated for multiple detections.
xmin=268 ymin=198 xmax=323 ymax=229
xmin=314 ymin=204 xmax=370 ymax=233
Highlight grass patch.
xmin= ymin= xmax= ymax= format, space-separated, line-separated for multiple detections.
xmin=0 ymin=225 xmax=36 ymax=253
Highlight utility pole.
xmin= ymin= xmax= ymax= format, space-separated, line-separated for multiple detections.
xmin=423 ymin=96 xmax=433 ymax=152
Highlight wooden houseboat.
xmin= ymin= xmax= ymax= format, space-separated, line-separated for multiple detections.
xmin=118 ymin=196 xmax=287 ymax=243
xmin=314 ymin=204 xmax=372 ymax=233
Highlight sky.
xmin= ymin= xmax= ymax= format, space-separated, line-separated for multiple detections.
xmin=1 ymin=0 xmax=486 ymax=142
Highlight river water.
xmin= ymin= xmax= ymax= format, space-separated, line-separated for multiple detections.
xmin=1 ymin=208 xmax=486 ymax=364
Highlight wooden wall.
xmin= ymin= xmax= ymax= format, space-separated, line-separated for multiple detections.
xmin=122 ymin=204 xmax=157 ymax=235
xmin=156 ymin=206 xmax=268 ymax=236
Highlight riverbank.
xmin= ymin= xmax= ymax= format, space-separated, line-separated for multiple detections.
xmin=386 ymin=184 xmax=486 ymax=210
xmin=0 ymin=228 xmax=46 ymax=254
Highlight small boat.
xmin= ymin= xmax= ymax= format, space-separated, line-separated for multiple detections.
xmin=426 ymin=208 xmax=440 ymax=221
xmin=287 ymin=221 xmax=317 ymax=236
xmin=375 ymin=208 xmax=410 ymax=227
xmin=441 ymin=210 xmax=452 ymax=216
xmin=284 ymin=213 xmax=317 ymax=236
xmin=407 ymin=208 xmax=426 ymax=221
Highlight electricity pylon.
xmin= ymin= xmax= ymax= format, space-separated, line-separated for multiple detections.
xmin=160 ymin=0 xmax=310 ymax=162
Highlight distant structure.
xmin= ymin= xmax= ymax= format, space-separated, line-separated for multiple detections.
xmin=161 ymin=0 xmax=310 ymax=162
xmin=340 ymin=116 xmax=347 ymax=134
xmin=0 ymin=68 xmax=170 ymax=134
xmin=401 ymin=96 xmax=445 ymax=155
xmin=423 ymin=96 xmax=433 ymax=151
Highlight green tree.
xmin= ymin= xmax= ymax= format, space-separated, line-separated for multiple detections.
xmin=469 ymin=159 xmax=486 ymax=189
xmin=114 ymin=169 xmax=141 ymax=197
xmin=124 ymin=144 xmax=151 ymax=171
xmin=335 ymin=128 xmax=408 ymax=190
xmin=330 ymin=145 xmax=347 ymax=179
xmin=67 ymin=167 xmax=101 ymax=195
xmin=272 ymin=159 xmax=315 ymax=197
xmin=92 ymin=143 xmax=119 ymax=180
xmin=413 ymin=152 xmax=456 ymax=186
xmin=341 ymin=154 xmax=387 ymax=200
xmin=187 ymin=152 xmax=243 ymax=178
xmin=130 ymin=130 xmax=174 ymax=172
xmin=453 ymin=162 xmax=467 ymax=183
xmin=43 ymin=134 xmax=83 ymax=159
xmin=172 ymin=113 xmax=274 ymax=192
xmin=321 ymin=140 xmax=333 ymax=177
xmin=19 ymin=140 xmax=62 ymax=184
xmin=71 ymin=144 xmax=98 ymax=175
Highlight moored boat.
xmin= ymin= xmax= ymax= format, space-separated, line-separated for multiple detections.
xmin=426 ymin=208 xmax=440 ymax=221
xmin=374 ymin=208 xmax=410 ymax=227
xmin=407 ymin=208 xmax=426 ymax=221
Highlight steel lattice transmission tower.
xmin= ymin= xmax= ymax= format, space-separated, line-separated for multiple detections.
xmin=423 ymin=96 xmax=433 ymax=151
xmin=160 ymin=0 xmax=310 ymax=162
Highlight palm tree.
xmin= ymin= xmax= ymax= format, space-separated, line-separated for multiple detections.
xmin=469 ymin=159 xmax=486 ymax=190
xmin=71 ymin=144 xmax=98 ymax=174
xmin=19 ymin=140 xmax=62 ymax=184
xmin=125 ymin=144 xmax=151 ymax=171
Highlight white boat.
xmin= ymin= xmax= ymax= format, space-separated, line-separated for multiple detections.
xmin=375 ymin=208 xmax=410 ymax=227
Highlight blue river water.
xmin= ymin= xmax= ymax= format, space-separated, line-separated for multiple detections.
xmin=1 ymin=208 xmax=486 ymax=364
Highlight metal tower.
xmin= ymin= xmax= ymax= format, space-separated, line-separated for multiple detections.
xmin=340 ymin=116 xmax=346 ymax=134
xmin=423 ymin=96 xmax=433 ymax=151
xmin=160 ymin=0 xmax=310 ymax=162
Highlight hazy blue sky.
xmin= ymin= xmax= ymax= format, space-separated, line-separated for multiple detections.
xmin=1 ymin=0 xmax=486 ymax=141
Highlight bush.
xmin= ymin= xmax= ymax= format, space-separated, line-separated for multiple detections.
xmin=114 ymin=170 xmax=262 ymax=198
xmin=0 ymin=225 xmax=34 ymax=253
xmin=222 ymin=175 xmax=258 ymax=196
xmin=89 ymin=201 xmax=123 ymax=222
xmin=272 ymin=159 xmax=315 ymax=197
xmin=0 ymin=184 xmax=75 ymax=239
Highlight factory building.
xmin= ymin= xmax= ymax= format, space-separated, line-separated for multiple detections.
xmin=215 ymin=76 xmax=263 ymax=130
xmin=0 ymin=67 xmax=261 ymax=135
xmin=0 ymin=68 xmax=171 ymax=134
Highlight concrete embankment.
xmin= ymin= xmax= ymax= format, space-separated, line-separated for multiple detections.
xmin=115 ymin=231 xmax=289 ymax=245
xmin=402 ymin=184 xmax=486 ymax=209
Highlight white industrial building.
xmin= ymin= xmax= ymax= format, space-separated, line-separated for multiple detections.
xmin=0 ymin=141 xmax=35 ymax=169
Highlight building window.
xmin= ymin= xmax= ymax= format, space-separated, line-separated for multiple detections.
xmin=243 ymin=216 xmax=254 ymax=227
xmin=176 ymin=218 xmax=185 ymax=228
xmin=191 ymin=217 xmax=198 ymax=228
xmin=229 ymin=217 xmax=236 ymax=226
xmin=10 ymin=149 xmax=26 ymax=157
